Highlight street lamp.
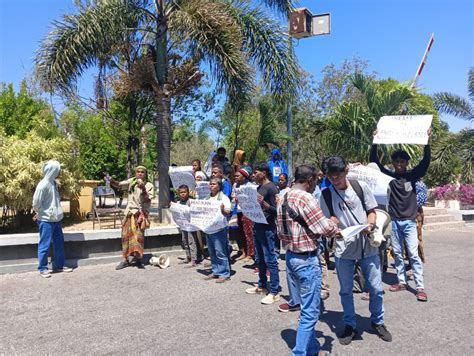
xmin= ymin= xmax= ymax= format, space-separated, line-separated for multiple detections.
xmin=287 ymin=8 xmax=330 ymax=177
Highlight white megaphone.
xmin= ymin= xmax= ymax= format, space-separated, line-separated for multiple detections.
xmin=369 ymin=209 xmax=391 ymax=247
xmin=149 ymin=254 xmax=170 ymax=269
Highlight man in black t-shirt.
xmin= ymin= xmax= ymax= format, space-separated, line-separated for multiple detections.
xmin=370 ymin=128 xmax=431 ymax=302
xmin=245 ymin=162 xmax=281 ymax=305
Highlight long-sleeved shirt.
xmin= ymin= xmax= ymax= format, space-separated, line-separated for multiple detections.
xmin=32 ymin=160 xmax=63 ymax=222
xmin=277 ymin=188 xmax=339 ymax=253
xmin=370 ymin=144 xmax=430 ymax=220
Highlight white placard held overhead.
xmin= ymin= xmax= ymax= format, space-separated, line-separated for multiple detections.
xmin=195 ymin=181 xmax=211 ymax=199
xmin=234 ymin=184 xmax=268 ymax=224
xmin=169 ymin=166 xmax=196 ymax=191
xmin=170 ymin=202 xmax=199 ymax=232
xmin=189 ymin=199 xmax=227 ymax=234
xmin=348 ymin=164 xmax=393 ymax=206
xmin=373 ymin=115 xmax=432 ymax=145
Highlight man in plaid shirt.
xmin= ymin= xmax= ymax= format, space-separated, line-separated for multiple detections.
xmin=276 ymin=165 xmax=339 ymax=356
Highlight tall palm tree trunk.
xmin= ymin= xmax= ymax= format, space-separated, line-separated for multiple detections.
xmin=155 ymin=92 xmax=171 ymax=216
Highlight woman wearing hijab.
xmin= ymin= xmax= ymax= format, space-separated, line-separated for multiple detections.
xmin=110 ymin=166 xmax=154 ymax=270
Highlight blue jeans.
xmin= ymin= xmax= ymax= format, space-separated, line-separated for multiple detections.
xmin=335 ymin=254 xmax=384 ymax=328
xmin=254 ymin=223 xmax=280 ymax=294
xmin=286 ymin=240 xmax=327 ymax=306
xmin=286 ymin=251 xmax=322 ymax=356
xmin=206 ymin=228 xmax=231 ymax=278
xmin=391 ymin=219 xmax=424 ymax=288
xmin=37 ymin=220 xmax=65 ymax=272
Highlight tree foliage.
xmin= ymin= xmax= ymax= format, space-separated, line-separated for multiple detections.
xmin=0 ymin=81 xmax=58 ymax=138
xmin=0 ymin=131 xmax=81 ymax=211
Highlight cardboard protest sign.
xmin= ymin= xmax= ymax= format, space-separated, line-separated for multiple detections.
xmin=189 ymin=199 xmax=227 ymax=233
xmin=195 ymin=181 xmax=211 ymax=199
xmin=348 ymin=164 xmax=393 ymax=205
xmin=169 ymin=166 xmax=196 ymax=191
xmin=373 ymin=115 xmax=432 ymax=145
xmin=170 ymin=202 xmax=199 ymax=232
xmin=234 ymin=184 xmax=268 ymax=224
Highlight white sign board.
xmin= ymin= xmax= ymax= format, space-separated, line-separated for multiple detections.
xmin=169 ymin=166 xmax=196 ymax=191
xmin=234 ymin=184 xmax=268 ymax=224
xmin=373 ymin=115 xmax=432 ymax=145
xmin=189 ymin=199 xmax=227 ymax=234
xmin=348 ymin=164 xmax=394 ymax=206
xmin=195 ymin=181 xmax=211 ymax=200
xmin=170 ymin=202 xmax=199 ymax=232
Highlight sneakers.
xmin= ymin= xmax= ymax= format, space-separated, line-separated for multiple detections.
xmin=39 ymin=270 xmax=52 ymax=278
xmin=278 ymin=303 xmax=301 ymax=313
xmin=245 ymin=286 xmax=268 ymax=294
xmin=261 ymin=293 xmax=280 ymax=305
xmin=338 ymin=325 xmax=356 ymax=345
xmin=115 ymin=261 xmax=129 ymax=270
xmin=371 ymin=322 xmax=392 ymax=342
xmin=52 ymin=266 xmax=73 ymax=273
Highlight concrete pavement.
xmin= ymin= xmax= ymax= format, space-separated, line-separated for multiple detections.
xmin=1 ymin=226 xmax=473 ymax=355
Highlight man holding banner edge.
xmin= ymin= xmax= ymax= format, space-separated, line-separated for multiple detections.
xmin=370 ymin=127 xmax=432 ymax=302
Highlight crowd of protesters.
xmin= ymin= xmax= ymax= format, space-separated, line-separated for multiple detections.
xmin=33 ymin=127 xmax=432 ymax=355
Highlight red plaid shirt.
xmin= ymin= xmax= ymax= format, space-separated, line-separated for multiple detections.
xmin=277 ymin=188 xmax=338 ymax=253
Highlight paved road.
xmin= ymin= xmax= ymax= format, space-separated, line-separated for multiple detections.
xmin=1 ymin=226 xmax=473 ymax=355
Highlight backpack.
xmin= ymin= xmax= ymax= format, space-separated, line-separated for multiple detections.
xmin=321 ymin=179 xmax=366 ymax=217
xmin=321 ymin=179 xmax=368 ymax=293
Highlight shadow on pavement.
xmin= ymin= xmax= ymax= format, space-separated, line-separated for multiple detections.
xmin=280 ymin=329 xmax=335 ymax=353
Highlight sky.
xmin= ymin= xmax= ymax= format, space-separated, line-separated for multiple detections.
xmin=0 ymin=0 xmax=472 ymax=132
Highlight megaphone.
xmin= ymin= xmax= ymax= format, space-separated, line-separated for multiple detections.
xmin=369 ymin=209 xmax=391 ymax=247
xmin=150 ymin=254 xmax=170 ymax=269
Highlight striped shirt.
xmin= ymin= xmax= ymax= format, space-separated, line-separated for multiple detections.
xmin=277 ymin=188 xmax=339 ymax=253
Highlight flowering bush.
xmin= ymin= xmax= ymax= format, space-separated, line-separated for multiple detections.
xmin=433 ymin=184 xmax=458 ymax=201
xmin=459 ymin=184 xmax=474 ymax=205
xmin=433 ymin=184 xmax=474 ymax=205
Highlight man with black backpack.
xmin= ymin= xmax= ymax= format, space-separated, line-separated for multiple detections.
xmin=276 ymin=165 xmax=339 ymax=356
xmin=320 ymin=156 xmax=392 ymax=345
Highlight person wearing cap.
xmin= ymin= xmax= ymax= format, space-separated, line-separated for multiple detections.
xmin=109 ymin=166 xmax=154 ymax=270
xmin=370 ymin=128 xmax=432 ymax=302
xmin=32 ymin=160 xmax=73 ymax=278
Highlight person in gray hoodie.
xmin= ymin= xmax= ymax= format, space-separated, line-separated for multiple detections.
xmin=32 ymin=160 xmax=73 ymax=278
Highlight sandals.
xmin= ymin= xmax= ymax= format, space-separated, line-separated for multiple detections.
xmin=215 ymin=277 xmax=230 ymax=283
xmin=389 ymin=283 xmax=407 ymax=292
xmin=416 ymin=289 xmax=428 ymax=302
xmin=203 ymin=274 xmax=218 ymax=280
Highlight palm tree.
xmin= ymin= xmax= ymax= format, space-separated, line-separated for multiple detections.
xmin=322 ymin=73 xmax=418 ymax=163
xmin=35 ymin=0 xmax=299 ymax=217
xmin=431 ymin=68 xmax=474 ymax=183
xmin=433 ymin=67 xmax=474 ymax=122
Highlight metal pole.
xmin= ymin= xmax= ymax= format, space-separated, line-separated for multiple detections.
xmin=287 ymin=102 xmax=293 ymax=179
xmin=287 ymin=37 xmax=293 ymax=179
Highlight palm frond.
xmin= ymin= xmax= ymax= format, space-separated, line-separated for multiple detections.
xmin=257 ymin=0 xmax=294 ymax=18
xmin=35 ymin=0 xmax=141 ymax=95
xmin=226 ymin=1 xmax=300 ymax=101
xmin=169 ymin=0 xmax=253 ymax=103
xmin=433 ymin=92 xmax=474 ymax=121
